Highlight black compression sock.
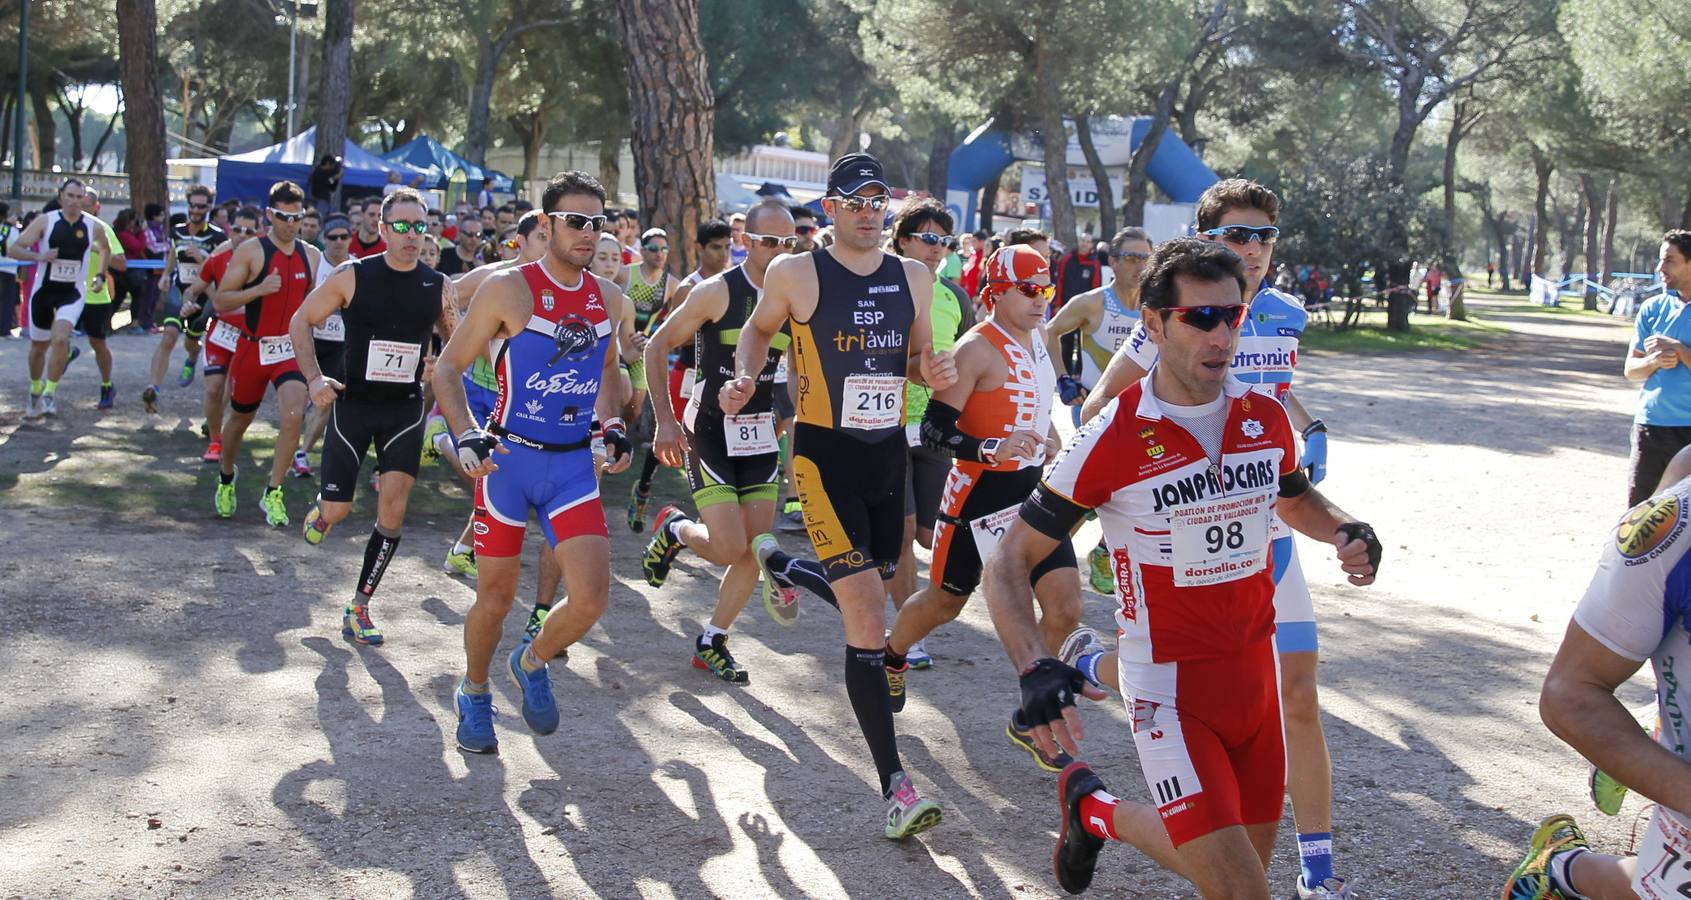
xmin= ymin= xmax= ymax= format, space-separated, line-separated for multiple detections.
xmin=767 ymin=551 xmax=839 ymax=610
xmin=845 ymin=644 xmax=902 ymax=797
xmin=636 ymin=450 xmax=660 ymax=494
xmin=219 ymin=469 xmax=235 ymax=485
xmin=355 ymin=524 xmax=401 ymax=602
xmin=884 ymin=643 xmax=907 ymax=670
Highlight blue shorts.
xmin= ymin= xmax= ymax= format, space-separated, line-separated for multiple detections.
xmin=464 ymin=376 xmax=497 ymax=428
xmin=1271 ymin=535 xmax=1318 ymax=653
xmin=472 ymin=443 xmax=605 ymax=556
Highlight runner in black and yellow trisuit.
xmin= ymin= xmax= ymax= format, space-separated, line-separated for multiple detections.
xmin=723 ymin=153 xmax=958 ymax=841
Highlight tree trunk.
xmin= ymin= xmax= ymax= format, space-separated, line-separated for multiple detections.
xmin=117 ymin=0 xmax=167 ymax=209
xmin=925 ymin=119 xmax=955 ymax=200
xmin=827 ymin=101 xmax=872 ymax=162
xmin=1030 ymin=38 xmax=1076 ymax=249
xmin=30 ymin=85 xmax=54 ymax=169
xmin=1440 ymin=102 xmax=1468 ymax=274
xmin=511 ymin=112 xmax=545 ymax=184
xmin=1123 ymin=87 xmax=1176 ymax=227
xmin=57 ymin=91 xmax=85 ymax=171
xmin=979 ymin=176 xmax=998 ymax=233
xmin=1579 ymin=173 xmax=1602 ymax=310
xmin=317 ymin=0 xmax=355 ymax=208
xmin=0 ymin=93 xmax=13 ymax=167
xmin=598 ymin=140 xmax=621 ymax=204
xmin=1529 ymin=143 xmax=1553 ymax=276
xmin=1600 ymin=175 xmax=1619 ymax=288
xmin=615 ymin=0 xmax=716 ymax=277
xmin=465 ymin=35 xmax=498 ymax=168
xmin=1385 ymin=259 xmax=1414 ymax=331
xmin=1073 ymin=113 xmax=1116 ymax=240
xmin=1559 ymin=192 xmax=1584 ymax=281
xmin=88 ymin=104 xmax=119 ymax=171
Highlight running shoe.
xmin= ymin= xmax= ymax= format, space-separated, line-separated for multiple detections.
xmin=641 ymin=506 xmax=687 ymax=587
xmin=214 ymin=474 xmax=236 ymax=519
xmin=692 ymin=633 xmax=750 ymax=685
xmin=260 ymin=485 xmax=289 ymax=527
xmin=626 ymin=483 xmax=650 ymax=532
xmin=202 ymin=439 xmax=222 ymax=463
xmin=443 ymin=547 xmax=478 ymax=579
xmin=520 ymin=607 xmax=569 ymax=661
xmin=97 ymin=384 xmax=115 ymax=410
xmin=778 ymin=505 xmax=805 ymax=533
xmin=177 ymin=354 xmax=196 ymax=387
xmin=753 ymin=533 xmax=799 ymax=626
xmin=39 ymin=393 xmax=57 ymax=417
xmin=302 ymin=502 xmax=332 ymax=546
xmin=1008 ymin=709 xmax=1075 ymax=773
xmin=506 ymin=646 xmax=559 ymax=735
xmin=291 ymin=451 xmax=313 ymax=479
xmin=455 ymin=683 xmax=498 ymax=754
xmin=1503 ymin=813 xmax=1589 ymax=900
xmin=907 ymin=640 xmax=933 ymax=670
xmin=65 ymin=346 xmax=80 ymax=367
xmin=422 ymin=415 xmax=449 ymax=460
xmin=1058 ymin=626 xmax=1108 ymax=689
xmin=341 ymin=603 xmax=384 ymax=646
xmin=1297 ymin=875 xmax=1356 ymax=899
xmin=1589 ymin=765 xmax=1628 ymax=816
xmin=1088 ymin=542 xmax=1114 ymax=594
xmin=883 ymin=771 xmax=943 ymax=840
xmin=1054 ymin=762 xmax=1108 ymax=894
xmin=140 ymin=384 xmax=158 ymax=414
xmin=886 ymin=660 xmax=909 ymax=714
xmin=23 ymin=393 xmax=41 ymax=420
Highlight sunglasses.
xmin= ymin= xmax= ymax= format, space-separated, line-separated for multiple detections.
xmin=188 ymin=202 xmax=210 ymax=210
xmin=324 ymin=232 xmax=351 ymax=241
xmin=548 ymin=212 xmax=610 ymax=232
xmin=501 ymin=238 xmax=521 ymax=250
xmin=794 ymin=224 xmax=816 ymax=235
xmin=743 ymin=232 xmax=799 ymax=250
xmin=1162 ymin=304 xmax=1249 ymax=331
xmin=1109 ymin=250 xmax=1151 ymax=261
xmin=267 ymin=208 xmax=306 ymax=223
xmin=989 ymin=280 xmax=1054 ymax=300
xmin=385 ymin=219 xmax=428 ymax=234
xmin=1201 ymin=225 xmax=1279 ymax=245
xmin=642 ymin=243 xmax=669 ymax=253
xmin=829 ymin=194 xmax=890 ymax=212
xmin=229 ymin=225 xmax=259 ymax=236
xmin=908 ymin=233 xmax=957 ymax=249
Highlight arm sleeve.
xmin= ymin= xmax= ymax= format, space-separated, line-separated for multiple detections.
xmin=1021 ymin=399 xmax=1123 ymax=539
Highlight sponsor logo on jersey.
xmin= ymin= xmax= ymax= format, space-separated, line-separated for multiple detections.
xmin=1114 ymin=548 xmax=1136 ymax=620
xmin=524 ymin=369 xmax=600 ymax=397
xmin=1148 ymin=458 xmax=1278 ymax=513
xmin=1241 ymin=419 xmax=1264 ymax=439
xmin=1131 ymin=698 xmax=1163 ymax=737
xmin=1139 ymin=427 xmax=1156 ymax=439
xmin=865 ymin=284 xmax=899 ymax=295
xmin=541 ymin=289 xmax=555 ymax=312
xmin=1146 ymin=443 xmax=1165 ymax=459
xmin=1618 ymin=495 xmax=1684 ymax=564
xmin=551 ymin=315 xmax=599 ymax=361
xmin=586 ymin=293 xmax=603 ymax=311
xmin=525 ymin=399 xmax=543 ymax=416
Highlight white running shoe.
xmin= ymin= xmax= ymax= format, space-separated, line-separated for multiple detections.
xmin=23 ymin=393 xmax=42 ymax=420
xmin=1297 ymin=875 xmax=1356 ymax=899
xmin=906 ymin=640 xmax=933 ymax=669
xmin=40 ymin=393 xmax=58 ymax=417
xmin=883 ymin=771 xmax=942 ymax=840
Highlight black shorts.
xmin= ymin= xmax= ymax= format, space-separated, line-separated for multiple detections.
xmin=161 ymin=285 xmax=212 ymax=338
xmin=77 ymin=302 xmax=114 ymax=339
xmin=774 ymin=379 xmax=796 ymax=421
xmin=792 ymin=422 xmax=905 ymax=582
xmin=320 ymin=396 xmax=427 ymax=502
xmin=315 ymin=338 xmax=346 ymax=382
xmin=904 ymin=440 xmax=949 ymax=528
xmin=684 ymin=410 xmax=781 ymax=509
xmin=932 ymin=465 xmax=1076 ymax=596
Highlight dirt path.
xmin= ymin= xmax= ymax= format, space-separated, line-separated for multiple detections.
xmin=0 ymin=302 xmax=1653 ymax=898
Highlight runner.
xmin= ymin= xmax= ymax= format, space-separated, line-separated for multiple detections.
xmin=181 ymin=205 xmax=264 ymax=463
xmin=981 ymin=237 xmax=1379 ymax=899
xmin=641 ymin=203 xmax=837 ymax=684
xmin=295 ymin=214 xmax=355 ymax=473
xmin=210 ymin=181 xmax=324 ymax=525
xmin=75 ymin=188 xmax=127 ymax=411
xmin=299 ymin=209 xmax=322 ymax=247
xmin=1045 ymin=227 xmax=1150 ymax=594
xmin=291 ymin=187 xmax=453 ymax=646
xmin=1072 ymin=180 xmax=1344 ymax=898
xmin=729 ymin=212 xmax=748 ymax=266
xmin=884 ymin=243 xmax=1079 ymax=773
xmin=8 ymin=178 xmax=112 ymax=419
xmin=432 ymin=170 xmax=633 ymax=755
xmin=143 ymin=184 xmax=226 ymax=411
xmin=350 ymin=198 xmax=386 ymax=259
xmin=723 ymin=152 xmax=956 ymax=839
xmin=886 ymin=197 xmax=974 ymax=669
xmin=438 ymin=223 xmax=482 ymax=276
xmin=622 ymin=227 xmax=677 ymax=530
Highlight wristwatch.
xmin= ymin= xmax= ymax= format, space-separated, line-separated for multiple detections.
xmin=980 ymin=437 xmax=1003 ymax=464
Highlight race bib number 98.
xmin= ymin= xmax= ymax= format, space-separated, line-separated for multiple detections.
xmin=842 ymin=374 xmax=902 ymax=430
xmin=258 ymin=334 xmax=295 ymax=365
xmin=1634 ymin=813 xmax=1691 ymax=899
xmin=1169 ymin=490 xmax=1272 ymax=587
xmin=724 ymin=412 xmax=777 ymax=457
xmin=365 ymin=339 xmax=422 ymax=383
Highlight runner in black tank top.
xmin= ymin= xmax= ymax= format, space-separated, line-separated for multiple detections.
xmin=720 ymin=155 xmax=957 ymax=841
xmin=289 ymin=187 xmax=455 ymax=647
xmin=639 ymin=208 xmax=837 ymax=685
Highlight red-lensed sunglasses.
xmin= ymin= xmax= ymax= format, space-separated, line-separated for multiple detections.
xmin=987 ymin=280 xmax=1054 ymax=300
xmin=1163 ymin=304 xmax=1248 ymax=331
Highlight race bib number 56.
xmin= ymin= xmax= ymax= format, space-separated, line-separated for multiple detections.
xmin=842 ymin=373 xmax=902 ymax=430
xmin=1635 ymin=813 xmax=1691 ymax=899
xmin=1169 ymin=490 xmax=1272 ymax=587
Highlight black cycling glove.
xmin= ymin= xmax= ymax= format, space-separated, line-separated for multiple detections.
xmin=1019 ymin=657 xmax=1086 ymax=729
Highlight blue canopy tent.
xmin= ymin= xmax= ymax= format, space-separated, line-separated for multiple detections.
xmin=381 ymin=136 xmax=513 ymax=193
xmin=214 ymin=126 xmax=428 ymax=203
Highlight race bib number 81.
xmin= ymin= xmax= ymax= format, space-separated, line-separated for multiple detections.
xmin=725 ymin=412 xmax=777 ymax=457
xmin=842 ymin=373 xmax=902 ymax=430
xmin=1169 ymin=490 xmax=1272 ymax=587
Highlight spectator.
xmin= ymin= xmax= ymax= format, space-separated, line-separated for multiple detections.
xmin=1623 ymin=230 xmax=1691 ymax=506
xmin=382 ymin=170 xmax=404 ymax=197
xmin=1426 ymin=263 xmax=1442 ymax=314
xmin=960 ymin=228 xmax=988 ymax=299
xmin=309 ymin=154 xmax=343 ymax=216
xmin=112 ymin=208 xmax=153 ymax=331
xmin=475 ymin=176 xmax=495 ymax=209
xmin=0 ymin=201 xmax=14 ymax=337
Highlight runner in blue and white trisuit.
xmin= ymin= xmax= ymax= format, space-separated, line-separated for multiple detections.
xmin=1504 ymin=470 xmax=1691 ymax=900
xmin=431 ymin=171 xmax=632 ymax=756
xmin=8 ymin=178 xmax=111 ymax=419
xmin=1070 ymin=180 xmax=1346 ymax=900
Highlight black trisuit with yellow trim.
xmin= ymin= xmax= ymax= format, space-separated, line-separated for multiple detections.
xmin=683 ymin=264 xmax=790 ymax=509
xmin=789 ymin=249 xmax=914 ymax=581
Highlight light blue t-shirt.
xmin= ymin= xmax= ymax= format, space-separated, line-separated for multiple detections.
xmin=1633 ymin=294 xmax=1691 ymax=425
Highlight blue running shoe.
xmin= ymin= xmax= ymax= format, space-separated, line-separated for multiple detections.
xmin=507 ymin=647 xmax=559 ymax=735
xmin=455 ymin=683 xmax=498 ymax=754
xmin=177 ymin=354 xmax=196 ymax=387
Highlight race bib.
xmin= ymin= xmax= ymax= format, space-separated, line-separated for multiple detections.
xmin=177 ymin=262 xmax=199 ymax=284
xmin=774 ymin=354 xmax=789 ymax=384
xmin=842 ymin=373 xmax=902 ymax=430
xmin=678 ymin=367 xmax=696 ymax=400
xmin=312 ymin=313 xmax=345 ymax=342
xmin=258 ymin=334 xmax=295 ymax=365
xmin=364 ymin=339 xmax=422 ymax=383
xmin=724 ymin=412 xmax=777 ymax=457
xmin=969 ymin=505 xmax=1023 ymax=562
xmin=208 ymin=319 xmax=242 ymax=352
xmin=906 ymin=422 xmax=921 ymax=448
xmin=1634 ymin=812 xmax=1691 ymax=899
xmin=48 ymin=259 xmax=80 ymax=283
xmin=1168 ymin=490 xmax=1273 ymax=587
